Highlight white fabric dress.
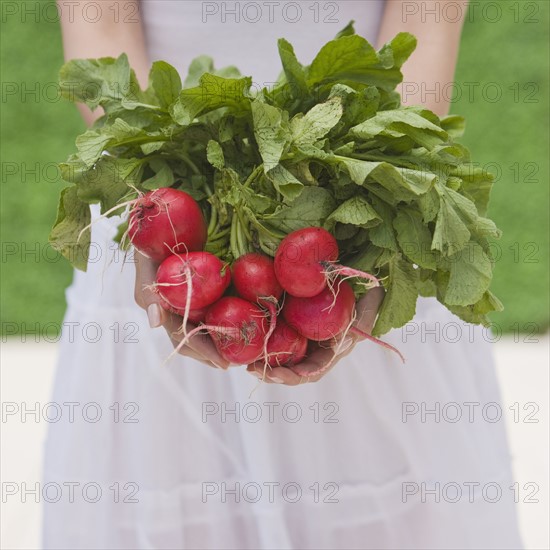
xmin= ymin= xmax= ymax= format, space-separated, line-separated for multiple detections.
xmin=43 ymin=2 xmax=523 ymax=548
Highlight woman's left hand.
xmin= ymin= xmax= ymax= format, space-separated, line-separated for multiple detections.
xmin=246 ymin=286 xmax=385 ymax=386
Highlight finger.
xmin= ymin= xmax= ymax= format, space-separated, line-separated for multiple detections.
xmin=162 ymin=314 xmax=231 ymax=369
xmin=287 ymin=344 xmax=337 ymax=378
xmin=246 ymin=364 xmax=307 ymax=386
xmin=183 ymin=330 xmax=230 ymax=369
xmin=134 ymin=251 xmax=169 ymax=328
xmin=171 ymin=344 xmax=213 ymax=365
xmin=247 ymin=342 xmax=338 ymax=385
xmin=350 ymin=287 xmax=405 ymax=363
xmin=134 ymin=253 xmax=230 ymax=369
xmin=354 ymin=286 xmax=385 ymax=335
xmin=331 ymin=334 xmax=358 ymax=359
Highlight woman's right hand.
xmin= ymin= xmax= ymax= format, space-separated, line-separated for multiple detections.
xmin=133 ymin=252 xmax=230 ymax=369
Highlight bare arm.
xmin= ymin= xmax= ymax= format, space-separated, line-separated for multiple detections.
xmin=377 ymin=0 xmax=468 ymax=116
xmin=260 ymin=1 xmax=470 ymax=385
xmin=58 ymin=0 xmax=150 ymax=125
xmin=58 ymin=1 xmax=229 ymax=368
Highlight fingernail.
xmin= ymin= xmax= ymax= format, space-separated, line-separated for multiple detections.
xmin=267 ymin=376 xmax=284 ymax=384
xmin=250 ymin=371 xmax=262 ymax=379
xmin=147 ymin=303 xmax=162 ymax=328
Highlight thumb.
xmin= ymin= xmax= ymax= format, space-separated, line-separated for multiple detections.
xmin=354 ymin=286 xmax=385 ymax=335
xmin=134 ymin=251 xmax=169 ymax=328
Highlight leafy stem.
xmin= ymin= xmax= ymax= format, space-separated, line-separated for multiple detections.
xmin=235 ymin=208 xmax=252 ymax=242
xmin=208 ymin=227 xmax=230 ymax=241
xmin=349 ymin=152 xmax=423 ymax=171
xmin=114 ymin=135 xmax=169 ymax=148
xmin=229 ymin=213 xmax=239 ymax=260
xmin=207 ymin=201 xmax=218 ymax=237
xmin=235 ymin=217 xmax=248 ymax=257
xmin=243 ymin=164 xmax=263 ymax=188
xmin=178 ymin=152 xmax=201 ymax=175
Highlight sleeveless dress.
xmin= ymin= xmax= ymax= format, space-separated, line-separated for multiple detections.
xmin=43 ymin=2 xmax=523 ymax=548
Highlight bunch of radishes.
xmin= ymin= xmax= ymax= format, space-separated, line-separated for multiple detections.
xmin=130 ymin=187 xmax=397 ymax=368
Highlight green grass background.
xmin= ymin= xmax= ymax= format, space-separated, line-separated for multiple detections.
xmin=1 ymin=1 xmax=548 ymax=334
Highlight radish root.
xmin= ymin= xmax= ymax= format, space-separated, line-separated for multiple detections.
xmin=258 ymin=297 xmax=279 ymax=382
xmin=322 ymin=262 xmax=380 ymax=287
xmin=350 ymin=326 xmax=405 ymax=363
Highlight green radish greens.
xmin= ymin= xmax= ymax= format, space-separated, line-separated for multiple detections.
xmin=50 ymin=22 xmax=503 ymax=337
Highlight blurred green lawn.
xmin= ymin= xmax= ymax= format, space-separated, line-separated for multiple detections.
xmin=1 ymin=1 xmax=548 ymax=335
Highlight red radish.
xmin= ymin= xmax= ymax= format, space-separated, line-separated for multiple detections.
xmin=274 ymin=227 xmax=379 ymax=298
xmin=204 ymin=297 xmax=268 ymax=364
xmin=283 ymin=280 xmax=356 ymax=341
xmin=265 ymin=320 xmax=308 ymax=367
xmin=129 ymin=188 xmax=207 ymax=262
xmin=156 ymin=252 xmax=230 ymax=311
xmin=186 ymin=307 xmax=208 ymax=324
xmin=284 ymin=281 xmax=405 ymax=362
xmin=232 ymin=252 xmax=283 ymax=367
xmin=274 ymin=227 xmax=337 ymax=298
xmin=232 ymin=253 xmax=283 ymax=302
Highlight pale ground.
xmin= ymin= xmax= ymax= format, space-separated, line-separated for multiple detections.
xmin=1 ymin=337 xmax=549 ymax=549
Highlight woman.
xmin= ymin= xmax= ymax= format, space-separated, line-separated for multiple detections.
xmin=44 ymin=1 xmax=523 ymax=548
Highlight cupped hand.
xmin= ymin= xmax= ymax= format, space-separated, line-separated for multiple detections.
xmin=133 ymin=252 xmax=230 ymax=369
xmin=246 ymin=286 xmax=385 ymax=386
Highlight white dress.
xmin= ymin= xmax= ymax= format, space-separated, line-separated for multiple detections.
xmin=43 ymin=2 xmax=523 ymax=548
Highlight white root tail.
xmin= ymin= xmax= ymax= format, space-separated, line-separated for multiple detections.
xmin=322 ymin=262 xmax=379 ymax=288
xmin=350 ymin=326 xmax=405 ymax=363
xmin=258 ymin=297 xmax=279 ymax=382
